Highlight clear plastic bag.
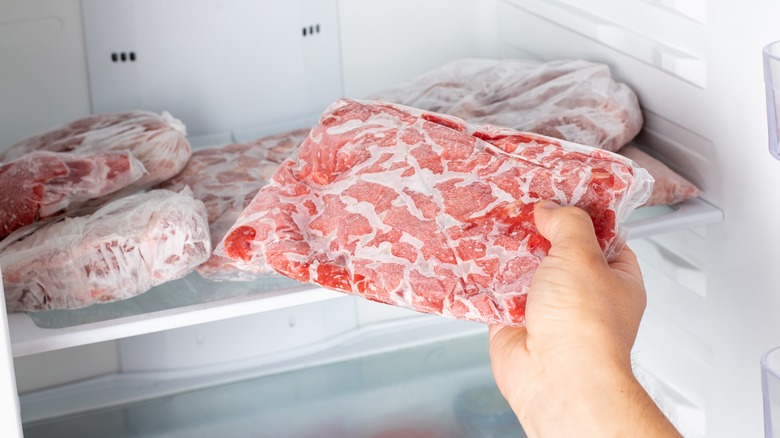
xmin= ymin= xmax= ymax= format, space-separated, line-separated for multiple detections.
xmin=157 ymin=128 xmax=310 ymax=281
xmin=1 ymin=188 xmax=210 ymax=312
xmin=0 ymin=151 xmax=146 ymax=239
xmin=368 ymin=58 xmax=643 ymax=152
xmin=370 ymin=58 xmax=700 ymax=207
xmin=617 ymin=145 xmax=701 ymax=206
xmin=1 ymin=110 xmax=192 ymax=201
xmin=216 ymin=99 xmax=653 ymax=325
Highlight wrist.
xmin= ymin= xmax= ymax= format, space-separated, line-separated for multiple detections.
xmin=512 ymin=358 xmax=676 ymax=437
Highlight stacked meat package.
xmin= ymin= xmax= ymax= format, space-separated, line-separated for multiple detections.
xmin=368 ymin=59 xmax=700 ymax=205
xmin=1 ymin=58 xmax=701 ymax=320
xmin=158 ymin=129 xmax=311 ymax=281
xmin=1 ymin=189 xmax=210 ymax=312
xmin=0 ymin=111 xmax=200 ymax=311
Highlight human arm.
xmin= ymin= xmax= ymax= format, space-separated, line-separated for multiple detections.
xmin=488 ymin=201 xmax=682 ymax=437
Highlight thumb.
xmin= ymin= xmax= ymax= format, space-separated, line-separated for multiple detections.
xmin=533 ymin=201 xmax=604 ymax=260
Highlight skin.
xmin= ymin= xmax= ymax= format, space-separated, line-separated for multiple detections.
xmin=488 ymin=201 xmax=682 ymax=437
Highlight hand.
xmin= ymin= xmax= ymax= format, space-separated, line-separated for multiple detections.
xmin=488 ymin=201 xmax=681 ymax=437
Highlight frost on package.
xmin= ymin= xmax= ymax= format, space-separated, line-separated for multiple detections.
xmin=157 ymin=128 xmax=310 ymax=281
xmin=1 ymin=189 xmax=210 ymax=312
xmin=0 ymin=150 xmax=146 ymax=239
xmin=217 ymin=99 xmax=653 ymax=325
xmin=1 ymin=110 xmax=193 ymax=205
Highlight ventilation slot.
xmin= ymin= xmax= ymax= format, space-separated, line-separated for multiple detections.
xmin=111 ymin=51 xmax=136 ymax=63
xmin=302 ymin=24 xmax=321 ymax=37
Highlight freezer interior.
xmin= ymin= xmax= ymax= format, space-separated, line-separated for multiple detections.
xmin=21 ymin=324 xmax=524 ymax=438
xmin=2 ymin=0 xmax=780 ymax=437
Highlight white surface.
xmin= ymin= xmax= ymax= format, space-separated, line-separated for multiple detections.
xmin=81 ymin=0 xmax=342 ymax=137
xmin=502 ymin=0 xmax=706 ymax=87
xmin=0 ymin=274 xmax=23 ymax=437
xmin=763 ymin=347 xmax=780 ymax=437
xmin=338 ymin=0 xmax=496 ymax=98
xmin=20 ymin=316 xmax=487 ymax=424
xmin=9 ymin=284 xmax=343 ymax=358
xmin=13 ymin=341 xmax=119 ymax=393
xmin=625 ymin=198 xmax=723 ymax=240
xmin=0 ymin=0 xmax=90 ymax=148
xmin=118 ymin=297 xmax=357 ymax=371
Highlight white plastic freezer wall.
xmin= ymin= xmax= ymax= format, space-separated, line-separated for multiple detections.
xmin=1 ymin=0 xmax=779 ymax=437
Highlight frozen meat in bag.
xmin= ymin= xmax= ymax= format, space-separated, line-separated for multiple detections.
xmin=215 ymin=99 xmax=653 ymax=325
xmin=617 ymin=145 xmax=701 ymax=206
xmin=1 ymin=110 xmax=192 ymax=201
xmin=369 ymin=58 xmax=643 ymax=152
xmin=0 ymin=150 xmax=146 ymax=239
xmin=157 ymin=128 xmax=310 ymax=281
xmin=1 ymin=188 xmax=210 ymax=312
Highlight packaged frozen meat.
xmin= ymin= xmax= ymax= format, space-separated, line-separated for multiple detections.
xmin=617 ymin=145 xmax=701 ymax=206
xmin=216 ymin=99 xmax=653 ymax=325
xmin=0 ymin=151 xmax=146 ymax=239
xmin=1 ymin=188 xmax=210 ymax=312
xmin=0 ymin=110 xmax=192 ymax=200
xmin=371 ymin=58 xmax=702 ymax=207
xmin=368 ymin=58 xmax=642 ymax=152
xmin=157 ymin=128 xmax=310 ymax=281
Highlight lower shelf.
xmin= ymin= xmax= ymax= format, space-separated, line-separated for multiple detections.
xmin=20 ymin=317 xmax=508 ymax=438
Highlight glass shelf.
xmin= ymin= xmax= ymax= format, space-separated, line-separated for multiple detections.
xmin=6 ymin=196 xmax=723 ymax=358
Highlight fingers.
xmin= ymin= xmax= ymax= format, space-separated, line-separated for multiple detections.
xmin=608 ymin=244 xmax=645 ymax=284
xmin=609 ymin=244 xmax=640 ymax=270
xmin=533 ymin=201 xmax=604 ymax=261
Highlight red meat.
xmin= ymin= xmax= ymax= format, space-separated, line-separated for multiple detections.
xmin=0 ymin=151 xmax=146 ymax=239
xmin=618 ymin=145 xmax=701 ymax=206
xmin=157 ymin=128 xmax=310 ymax=280
xmin=216 ymin=99 xmax=652 ymax=325
xmin=368 ymin=59 xmax=643 ymax=152
xmin=1 ymin=110 xmax=192 ymax=204
xmin=1 ymin=189 xmax=211 ymax=312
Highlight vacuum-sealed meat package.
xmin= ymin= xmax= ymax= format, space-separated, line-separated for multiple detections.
xmin=157 ymin=128 xmax=310 ymax=281
xmin=1 ymin=188 xmax=210 ymax=312
xmin=368 ymin=58 xmax=643 ymax=152
xmin=0 ymin=110 xmax=192 ymax=200
xmin=617 ymin=145 xmax=701 ymax=206
xmin=370 ymin=58 xmax=701 ymax=207
xmin=216 ymin=99 xmax=653 ymax=325
xmin=0 ymin=151 xmax=146 ymax=239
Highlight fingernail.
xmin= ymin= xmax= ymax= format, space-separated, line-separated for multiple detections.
xmin=539 ymin=200 xmax=560 ymax=209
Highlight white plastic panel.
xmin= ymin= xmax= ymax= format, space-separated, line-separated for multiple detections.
xmin=635 ymin=111 xmax=717 ymax=195
xmin=81 ymin=0 xmax=343 ymax=136
xmin=636 ymin=363 xmax=707 ymax=438
xmin=763 ymin=347 xmax=780 ymax=438
xmin=337 ymin=0 xmax=493 ymax=98
xmin=0 ymin=274 xmax=23 ymax=438
xmin=118 ymin=297 xmax=357 ymax=371
xmin=641 ymin=0 xmax=706 ymax=23
xmin=20 ymin=316 xmax=486 ymax=425
xmin=496 ymin=0 xmax=711 ymax=139
xmin=13 ymin=341 xmax=119 ymax=394
xmin=625 ymin=198 xmax=722 ymax=241
xmin=500 ymin=0 xmax=706 ymax=88
xmin=0 ymin=0 xmax=91 ymax=148
xmin=9 ymin=278 xmax=344 ymax=358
